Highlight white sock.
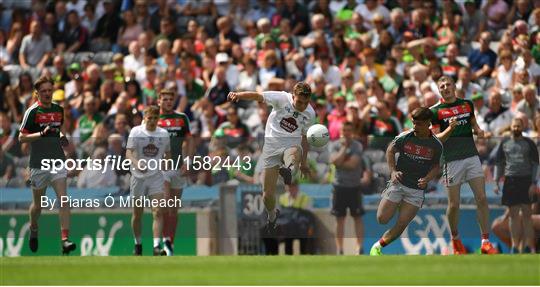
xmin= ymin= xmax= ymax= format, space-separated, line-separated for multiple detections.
xmin=372 ymin=241 xmax=382 ymax=249
xmin=268 ymin=209 xmax=276 ymax=222
xmin=164 ymin=237 xmax=171 ymax=242
xmin=481 ymin=239 xmax=490 ymax=245
xmin=134 ymin=237 xmax=142 ymax=244
xmin=153 ymin=238 xmax=161 ymax=247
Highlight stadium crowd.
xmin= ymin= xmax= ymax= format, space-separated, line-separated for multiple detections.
xmin=0 ymin=0 xmax=539 ymax=191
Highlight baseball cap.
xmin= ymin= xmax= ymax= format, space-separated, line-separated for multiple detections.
xmin=68 ymin=62 xmax=81 ymax=72
xmin=215 ymin=53 xmax=229 ymax=63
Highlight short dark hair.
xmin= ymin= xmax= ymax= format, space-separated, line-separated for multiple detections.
xmin=34 ymin=76 xmax=54 ymax=91
xmin=293 ymin=82 xmax=311 ymax=99
xmin=411 ymin=107 xmax=432 ymax=122
xmin=159 ymin=88 xmax=176 ymax=98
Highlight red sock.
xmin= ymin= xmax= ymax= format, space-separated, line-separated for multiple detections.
xmin=482 ymin=233 xmax=489 ymax=241
xmin=61 ymin=229 xmax=69 ymax=240
xmin=379 ymin=238 xmax=388 ymax=247
xmin=169 ymin=213 xmax=178 ymax=243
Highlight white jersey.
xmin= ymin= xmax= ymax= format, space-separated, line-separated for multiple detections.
xmin=126 ymin=125 xmax=171 ymax=179
xmin=262 ymin=91 xmax=315 ymax=155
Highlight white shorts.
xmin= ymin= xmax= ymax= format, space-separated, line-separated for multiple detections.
xmin=261 ymin=145 xmax=302 ymax=169
xmin=442 ymin=156 xmax=483 ymax=187
xmin=130 ymin=172 xmax=164 ymax=198
xmin=382 ymin=181 xmax=425 ymax=208
xmin=162 ymin=170 xmax=186 ymax=190
xmin=29 ymin=168 xmax=67 ymax=189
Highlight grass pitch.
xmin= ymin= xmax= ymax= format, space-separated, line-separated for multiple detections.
xmin=1 ymin=255 xmax=539 ymax=285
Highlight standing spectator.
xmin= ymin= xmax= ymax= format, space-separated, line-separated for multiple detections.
xmin=19 ymin=21 xmax=53 ymax=69
xmin=330 ymin=121 xmax=372 ymax=254
xmin=493 ymin=118 xmax=539 ymax=253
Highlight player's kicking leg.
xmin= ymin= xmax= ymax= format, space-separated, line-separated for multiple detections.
xmin=468 ymin=176 xmax=497 ymax=254
xmin=50 ymin=177 xmax=76 ymax=255
xmin=279 ymin=146 xmax=301 ymax=185
xmin=371 ymin=200 xmax=419 ymax=255
xmin=263 ymin=167 xmax=280 ymax=230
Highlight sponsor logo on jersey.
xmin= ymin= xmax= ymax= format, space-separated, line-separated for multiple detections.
xmin=280 ymin=117 xmax=298 ymax=133
xmin=35 ymin=112 xmax=62 ymax=124
xmin=437 ymin=104 xmax=471 ymax=120
xmin=403 ymin=142 xmax=434 ymax=160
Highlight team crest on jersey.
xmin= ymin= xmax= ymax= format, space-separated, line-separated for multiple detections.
xmin=143 ymin=143 xmax=159 ymax=157
xmin=280 ymin=117 xmax=298 ymax=133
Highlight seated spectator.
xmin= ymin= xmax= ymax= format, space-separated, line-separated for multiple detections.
xmin=76 ymin=147 xmax=117 ymax=188
xmin=327 ymin=93 xmax=347 ymax=141
xmin=361 ymin=100 xmax=402 ymax=151
xmin=215 ymin=106 xmax=251 ymax=149
xmin=517 ymin=85 xmax=539 ymax=126
xmin=59 ymin=10 xmax=89 ymax=53
xmin=494 ymin=50 xmax=514 ymax=92
xmin=116 ymin=10 xmax=144 ymax=54
xmin=205 ymin=66 xmax=230 ymax=109
xmin=312 ymin=53 xmax=341 ymax=89
xmin=0 ymin=150 xmax=15 ymax=188
xmin=258 ymin=50 xmax=284 ymax=90
xmin=19 ymin=20 xmax=53 ymax=69
xmin=467 ymin=31 xmax=497 ymax=84
xmin=483 ymin=90 xmax=514 ymax=137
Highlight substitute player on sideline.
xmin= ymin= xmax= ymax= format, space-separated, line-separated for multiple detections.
xmin=227 ymin=82 xmax=314 ymax=229
xmin=19 ymin=76 xmax=76 ymax=255
xmin=430 ymin=76 xmax=497 ymax=254
xmin=157 ymin=88 xmax=193 ymax=256
xmin=126 ymin=106 xmax=171 ymax=256
xmin=493 ymin=118 xmax=539 ymax=253
xmin=370 ymin=107 xmax=444 ymax=255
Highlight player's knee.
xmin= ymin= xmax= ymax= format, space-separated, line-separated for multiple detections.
xmin=475 ymin=194 xmax=488 ymax=206
xmin=153 ymin=207 xmax=163 ymax=219
xmin=377 ymin=214 xmax=390 ymax=224
xmin=447 ymin=202 xmax=460 ymax=212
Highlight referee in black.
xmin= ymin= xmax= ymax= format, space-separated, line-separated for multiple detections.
xmin=493 ymin=118 xmax=539 ymax=254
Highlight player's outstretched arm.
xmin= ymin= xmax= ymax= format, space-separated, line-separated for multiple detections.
xmin=227 ymin=91 xmax=264 ymax=103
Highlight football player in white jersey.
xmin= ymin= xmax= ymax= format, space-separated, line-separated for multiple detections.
xmin=228 ymin=82 xmax=315 ymax=229
xmin=126 ymin=106 xmax=171 ymax=256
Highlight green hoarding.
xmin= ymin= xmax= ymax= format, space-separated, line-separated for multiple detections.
xmin=0 ymin=212 xmax=196 ymax=256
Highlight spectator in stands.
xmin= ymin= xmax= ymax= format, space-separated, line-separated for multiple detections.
xmin=77 ymin=96 xmax=103 ymax=144
xmin=387 ymin=8 xmax=406 ymax=44
xmin=237 ymin=57 xmax=259 ymax=92
xmin=517 ymin=85 xmax=539 ymax=126
xmin=117 ymin=10 xmax=144 ymax=54
xmin=60 ymin=10 xmax=89 ymax=53
xmin=81 ymin=3 xmax=98 ymax=35
xmin=441 ymin=43 xmax=464 ymax=81
xmin=312 ymin=53 xmax=341 ymax=88
xmin=76 ymin=147 xmax=117 ymax=188
xmin=92 ymin=0 xmax=123 ymax=51
xmin=216 ymin=106 xmax=250 ymax=150
xmin=0 ymin=147 xmax=15 ymax=188
xmin=281 ymin=0 xmax=310 ymax=36
xmin=468 ymin=31 xmax=497 ymax=84
xmin=0 ymin=112 xmax=21 ymax=157
xmin=483 ymin=90 xmax=514 ymax=137
xmin=19 ymin=20 xmax=53 ymax=69
xmin=327 ymin=93 xmax=347 ymax=141
xmin=6 ymin=22 xmax=23 ymax=65
xmin=494 ymin=50 xmax=514 ymax=93
xmin=259 ymin=50 xmax=285 ymax=90
xmin=482 ymin=0 xmax=509 ymax=39
xmin=206 ymin=66 xmax=230 ymax=109
xmin=456 ymin=67 xmax=482 ymax=100
xmin=361 ymin=100 xmax=402 ymax=151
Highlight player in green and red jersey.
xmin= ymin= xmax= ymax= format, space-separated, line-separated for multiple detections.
xmin=430 ymin=76 xmax=497 ymax=255
xmin=157 ymin=88 xmax=193 ymax=256
xmin=18 ymin=76 xmax=76 ymax=255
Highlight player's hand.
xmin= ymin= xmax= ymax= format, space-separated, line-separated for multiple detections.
xmin=227 ymin=92 xmax=239 ymax=103
xmin=41 ymin=125 xmax=57 ymax=136
xmin=391 ymin=171 xmax=403 ymax=184
xmin=448 ymin=117 xmax=458 ymax=130
xmin=300 ymin=163 xmax=311 ymax=178
xmin=417 ymin=177 xmax=429 ymax=189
